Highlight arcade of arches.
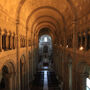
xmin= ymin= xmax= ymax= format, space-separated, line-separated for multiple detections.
xmin=0 ymin=0 xmax=90 ymax=90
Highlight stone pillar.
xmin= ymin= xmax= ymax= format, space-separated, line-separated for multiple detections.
xmin=10 ymin=33 xmax=13 ymax=49
xmin=9 ymin=74 xmax=13 ymax=90
xmin=2 ymin=31 xmax=6 ymax=50
xmin=19 ymin=36 xmax=21 ymax=48
xmin=84 ymin=32 xmax=87 ymax=51
xmin=0 ymin=70 xmax=2 ymax=82
xmin=20 ymin=37 xmax=21 ymax=48
xmin=68 ymin=59 xmax=72 ymax=90
xmin=16 ymin=19 xmax=20 ymax=90
xmin=14 ymin=35 xmax=16 ymax=49
xmin=77 ymin=33 xmax=80 ymax=48
xmin=72 ymin=21 xmax=78 ymax=90
xmin=12 ymin=36 xmax=14 ymax=49
xmin=26 ymin=28 xmax=30 ymax=90
xmin=6 ymin=32 xmax=9 ymax=50
xmin=22 ymin=38 xmax=23 ymax=47
xmin=13 ymin=35 xmax=15 ymax=49
xmin=0 ymin=30 xmax=2 ymax=51
xmin=73 ymin=24 xmax=78 ymax=50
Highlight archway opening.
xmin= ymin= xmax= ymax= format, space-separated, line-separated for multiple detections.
xmin=38 ymin=34 xmax=52 ymax=68
xmin=0 ymin=63 xmax=15 ymax=90
xmin=20 ymin=55 xmax=25 ymax=90
xmin=0 ymin=66 xmax=8 ymax=90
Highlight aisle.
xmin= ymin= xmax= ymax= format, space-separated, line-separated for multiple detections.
xmin=43 ymin=70 xmax=48 ymax=90
xmin=31 ymin=66 xmax=60 ymax=90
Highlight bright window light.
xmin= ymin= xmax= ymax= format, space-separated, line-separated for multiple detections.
xmin=66 ymin=45 xmax=68 ymax=48
xmin=44 ymin=37 xmax=47 ymax=42
xmin=86 ymin=78 xmax=90 ymax=89
xmin=79 ymin=46 xmax=84 ymax=51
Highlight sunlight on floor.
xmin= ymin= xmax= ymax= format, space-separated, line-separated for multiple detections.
xmin=43 ymin=70 xmax=48 ymax=90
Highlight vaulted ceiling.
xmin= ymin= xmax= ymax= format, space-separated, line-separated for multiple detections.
xmin=0 ymin=0 xmax=90 ymax=42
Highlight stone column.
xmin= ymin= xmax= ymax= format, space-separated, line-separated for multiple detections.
xmin=26 ymin=28 xmax=30 ymax=90
xmin=14 ymin=35 xmax=16 ymax=49
xmin=22 ymin=38 xmax=24 ymax=47
xmin=20 ymin=37 xmax=21 ymax=48
xmin=77 ymin=33 xmax=80 ymax=48
xmin=0 ymin=30 xmax=2 ymax=51
xmin=84 ymin=32 xmax=87 ymax=51
xmin=16 ymin=19 xmax=20 ymax=90
xmin=0 ymin=70 xmax=2 ymax=83
xmin=72 ymin=21 xmax=78 ymax=90
xmin=2 ymin=31 xmax=6 ymax=50
xmin=68 ymin=60 xmax=72 ymax=90
xmin=6 ymin=32 xmax=10 ymax=50
xmin=12 ymin=36 xmax=14 ymax=49
xmin=10 ymin=33 xmax=13 ymax=49
xmin=9 ymin=74 xmax=13 ymax=90
xmin=73 ymin=24 xmax=78 ymax=50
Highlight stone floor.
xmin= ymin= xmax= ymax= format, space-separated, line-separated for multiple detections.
xmin=30 ymin=66 xmax=60 ymax=90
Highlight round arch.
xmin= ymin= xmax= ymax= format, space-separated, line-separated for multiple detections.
xmin=76 ymin=62 xmax=90 ymax=90
xmin=0 ymin=61 xmax=15 ymax=90
xmin=20 ymin=55 xmax=26 ymax=90
xmin=31 ymin=15 xmax=61 ymax=34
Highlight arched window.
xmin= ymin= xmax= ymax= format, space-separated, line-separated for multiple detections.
xmin=0 ymin=66 xmax=8 ymax=89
